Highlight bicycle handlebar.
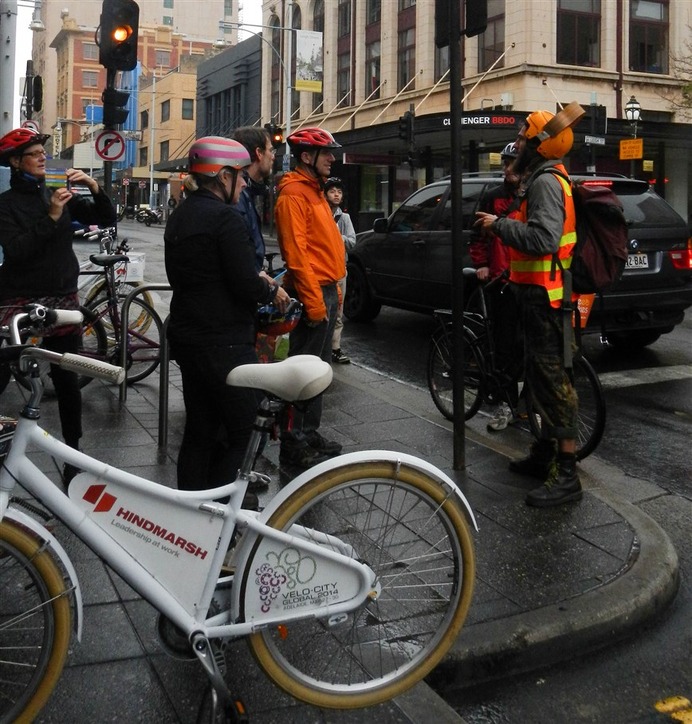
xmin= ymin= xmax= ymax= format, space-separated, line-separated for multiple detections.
xmin=5 ymin=306 xmax=84 ymax=345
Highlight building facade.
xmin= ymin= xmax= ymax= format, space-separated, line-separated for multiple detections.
xmin=252 ymin=0 xmax=690 ymax=227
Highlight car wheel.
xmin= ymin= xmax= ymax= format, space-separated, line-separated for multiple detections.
xmin=344 ymin=264 xmax=381 ymax=322
xmin=607 ymin=329 xmax=663 ymax=349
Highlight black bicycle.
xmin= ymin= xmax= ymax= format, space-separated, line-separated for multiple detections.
xmin=427 ymin=269 xmax=606 ymax=460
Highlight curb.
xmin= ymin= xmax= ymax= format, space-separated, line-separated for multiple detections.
xmin=429 ymin=482 xmax=680 ymax=688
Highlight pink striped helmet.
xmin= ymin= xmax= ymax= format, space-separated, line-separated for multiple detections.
xmin=188 ymin=136 xmax=251 ymax=176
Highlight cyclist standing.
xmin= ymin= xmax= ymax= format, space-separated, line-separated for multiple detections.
xmin=274 ymin=128 xmax=346 ymax=470
xmin=164 ymin=137 xmax=289 ymax=500
xmin=475 ymin=106 xmax=585 ymax=507
xmin=0 ymin=128 xmax=116 ymax=484
xmin=469 ymin=142 xmax=522 ymax=431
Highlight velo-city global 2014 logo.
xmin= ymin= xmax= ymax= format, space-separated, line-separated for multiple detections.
xmin=255 ymin=547 xmax=340 ymax=614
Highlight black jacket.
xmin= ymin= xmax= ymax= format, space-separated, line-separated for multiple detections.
xmin=164 ymin=188 xmax=275 ymax=348
xmin=0 ymin=172 xmax=116 ymax=300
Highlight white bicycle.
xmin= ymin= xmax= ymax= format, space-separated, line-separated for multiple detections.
xmin=0 ymin=305 xmax=477 ymax=723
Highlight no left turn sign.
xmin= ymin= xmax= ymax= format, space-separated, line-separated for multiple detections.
xmin=95 ymin=130 xmax=125 ymax=161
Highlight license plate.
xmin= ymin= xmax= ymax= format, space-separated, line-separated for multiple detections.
xmin=626 ymin=253 xmax=649 ymax=269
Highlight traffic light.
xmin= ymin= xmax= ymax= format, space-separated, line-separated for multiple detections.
xmin=264 ymin=123 xmax=284 ymax=148
xmin=102 ymin=87 xmax=130 ymax=127
xmin=398 ymin=111 xmax=415 ymax=144
xmin=99 ymin=0 xmax=140 ymax=71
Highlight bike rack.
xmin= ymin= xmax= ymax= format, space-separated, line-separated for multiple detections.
xmin=118 ymin=284 xmax=172 ymax=448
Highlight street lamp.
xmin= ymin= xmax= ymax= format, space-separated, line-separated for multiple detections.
xmin=624 ymin=95 xmax=641 ymax=138
xmin=624 ymin=95 xmax=641 ymax=178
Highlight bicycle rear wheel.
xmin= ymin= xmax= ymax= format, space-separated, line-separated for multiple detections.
xmin=245 ymin=461 xmax=475 ymax=709
xmin=526 ymin=356 xmax=606 ymax=460
xmin=427 ymin=325 xmax=484 ymax=421
xmin=0 ymin=520 xmax=72 ymax=722
xmin=89 ymin=297 xmax=162 ymax=383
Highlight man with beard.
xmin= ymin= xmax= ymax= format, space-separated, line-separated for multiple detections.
xmin=475 ymin=103 xmax=586 ymax=507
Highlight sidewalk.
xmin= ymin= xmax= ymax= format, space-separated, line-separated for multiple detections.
xmin=4 ymin=357 xmax=678 ymax=723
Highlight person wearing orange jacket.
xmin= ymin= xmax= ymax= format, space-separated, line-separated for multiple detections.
xmin=475 ymin=105 xmax=585 ymax=508
xmin=274 ymin=127 xmax=346 ymax=471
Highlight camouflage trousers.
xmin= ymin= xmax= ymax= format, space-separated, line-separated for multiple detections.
xmin=512 ymin=284 xmax=578 ymax=440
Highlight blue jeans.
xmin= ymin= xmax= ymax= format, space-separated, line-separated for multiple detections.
xmin=282 ymin=283 xmax=339 ymax=445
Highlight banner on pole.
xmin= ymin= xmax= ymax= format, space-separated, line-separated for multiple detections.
xmin=295 ymin=30 xmax=323 ymax=93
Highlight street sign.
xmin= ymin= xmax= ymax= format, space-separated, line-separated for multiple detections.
xmin=21 ymin=120 xmax=40 ymax=133
xmin=122 ymin=178 xmax=130 ymax=185
xmin=620 ymin=138 xmax=643 ymax=160
xmin=138 ymin=180 xmax=146 ymax=188
xmin=584 ymin=135 xmax=605 ymax=145
xmin=123 ymin=130 xmax=142 ymax=141
xmin=95 ymin=130 xmax=125 ymax=161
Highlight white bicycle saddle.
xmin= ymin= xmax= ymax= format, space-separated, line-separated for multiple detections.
xmin=226 ymin=354 xmax=333 ymax=401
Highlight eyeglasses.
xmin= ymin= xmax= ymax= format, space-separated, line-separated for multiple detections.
xmin=21 ymin=149 xmax=47 ymax=159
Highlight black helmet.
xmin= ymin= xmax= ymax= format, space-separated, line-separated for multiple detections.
xmin=324 ymin=177 xmax=343 ymax=192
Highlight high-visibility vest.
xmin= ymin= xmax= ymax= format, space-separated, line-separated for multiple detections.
xmin=509 ymin=164 xmax=577 ymax=308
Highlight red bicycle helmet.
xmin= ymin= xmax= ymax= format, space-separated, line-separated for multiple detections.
xmin=188 ymin=136 xmax=251 ymax=176
xmin=0 ymin=128 xmax=50 ymax=166
xmin=256 ymin=298 xmax=303 ymax=336
xmin=287 ymin=127 xmax=341 ymax=149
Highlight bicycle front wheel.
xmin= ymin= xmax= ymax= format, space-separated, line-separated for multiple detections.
xmin=0 ymin=520 xmax=72 ymax=722
xmin=89 ymin=297 xmax=162 ymax=384
xmin=427 ymin=325 xmax=484 ymax=422
xmin=526 ymin=356 xmax=606 ymax=460
xmin=245 ymin=461 xmax=475 ymax=709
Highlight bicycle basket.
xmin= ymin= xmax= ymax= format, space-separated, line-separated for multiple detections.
xmin=257 ymin=298 xmax=302 ymax=336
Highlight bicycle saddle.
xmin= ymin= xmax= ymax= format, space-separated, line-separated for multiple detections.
xmin=226 ymin=354 xmax=333 ymax=401
xmin=89 ymin=253 xmax=129 ymax=267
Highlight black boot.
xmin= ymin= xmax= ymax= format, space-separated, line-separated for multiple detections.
xmin=509 ymin=439 xmax=557 ymax=479
xmin=526 ymin=453 xmax=582 ymax=507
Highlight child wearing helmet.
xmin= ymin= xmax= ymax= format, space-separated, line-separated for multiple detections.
xmin=324 ymin=177 xmax=356 ymax=365
xmin=0 ymin=128 xmax=117 ymax=484
xmin=274 ymin=127 xmax=346 ymax=470
xmin=164 ymin=136 xmax=289 ymax=503
xmin=475 ymin=103 xmax=586 ymax=508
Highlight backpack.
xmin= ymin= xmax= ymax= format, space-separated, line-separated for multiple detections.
xmin=545 ymin=169 xmax=629 ymax=294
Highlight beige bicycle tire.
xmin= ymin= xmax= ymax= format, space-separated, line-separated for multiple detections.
xmin=246 ymin=461 xmax=475 ymax=709
xmin=0 ymin=520 xmax=72 ymax=723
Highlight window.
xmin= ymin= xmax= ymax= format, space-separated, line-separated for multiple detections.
xmin=435 ymin=45 xmax=450 ymax=81
xmin=557 ymin=0 xmax=600 ymax=67
xmin=139 ymin=147 xmax=148 ymax=167
xmin=270 ymin=17 xmax=281 ymax=120
xmin=141 ymin=109 xmax=149 ymax=130
xmin=160 ymin=140 xmax=169 ymax=162
xmin=389 ymin=185 xmax=443 ymax=234
xmin=398 ymin=0 xmax=415 ymax=9
xmin=155 ymin=50 xmax=171 ymax=68
xmin=161 ymin=99 xmax=170 ymax=123
xmin=163 ymin=0 xmax=173 ymax=7
xmin=82 ymin=70 xmax=98 ymax=88
xmin=365 ymin=41 xmax=381 ymax=99
xmin=224 ymin=0 xmax=232 ymax=14
xmin=367 ymin=0 xmax=381 ymax=24
xmin=182 ymin=98 xmax=194 ymax=120
xmin=163 ymin=15 xmax=173 ymax=26
xmin=629 ymin=0 xmax=668 ymax=73
xmin=337 ymin=52 xmax=351 ymax=107
xmin=397 ymin=29 xmax=415 ymax=91
xmin=338 ymin=0 xmax=351 ymax=37
xmin=83 ymin=42 xmax=98 ymax=61
xmin=478 ymin=0 xmax=505 ymax=72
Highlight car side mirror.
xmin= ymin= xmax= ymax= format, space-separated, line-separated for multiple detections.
xmin=373 ymin=218 xmax=388 ymax=233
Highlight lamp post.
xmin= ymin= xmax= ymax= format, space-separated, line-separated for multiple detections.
xmin=624 ymin=95 xmax=641 ymax=178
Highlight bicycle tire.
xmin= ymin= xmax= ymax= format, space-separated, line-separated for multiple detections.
xmin=84 ymin=279 xmax=154 ymax=310
xmin=245 ymin=461 xmax=475 ymax=709
xmin=11 ymin=306 xmax=108 ymax=392
xmin=0 ymin=520 xmax=72 ymax=722
xmin=427 ymin=324 xmax=485 ymax=422
xmin=88 ymin=297 xmax=162 ymax=384
xmin=526 ymin=356 xmax=606 ymax=461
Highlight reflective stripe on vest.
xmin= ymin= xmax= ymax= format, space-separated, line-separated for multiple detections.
xmin=509 ymin=166 xmax=577 ymax=308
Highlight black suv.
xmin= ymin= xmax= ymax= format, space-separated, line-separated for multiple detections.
xmin=344 ymin=174 xmax=692 ymax=348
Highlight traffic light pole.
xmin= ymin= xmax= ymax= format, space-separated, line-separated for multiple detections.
xmin=102 ymin=67 xmax=117 ymax=201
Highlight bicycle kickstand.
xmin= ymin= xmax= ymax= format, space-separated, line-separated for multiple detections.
xmin=192 ymin=633 xmax=248 ymax=723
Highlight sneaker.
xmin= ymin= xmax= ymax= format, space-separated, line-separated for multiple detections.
xmin=487 ymin=403 xmax=513 ymax=432
xmin=304 ymin=431 xmax=342 ymax=456
xmin=279 ymin=443 xmax=331 ymax=471
xmin=331 ymin=349 xmax=351 ymax=364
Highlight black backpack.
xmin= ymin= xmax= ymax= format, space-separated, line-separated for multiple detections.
xmin=545 ymin=169 xmax=629 ymax=294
